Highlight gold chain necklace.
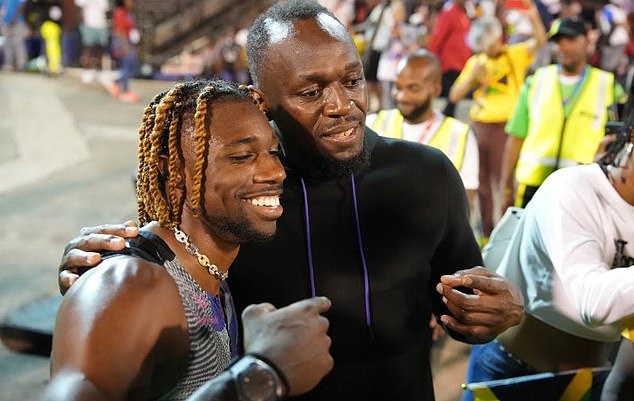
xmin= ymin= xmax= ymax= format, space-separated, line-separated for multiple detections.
xmin=173 ymin=227 xmax=228 ymax=281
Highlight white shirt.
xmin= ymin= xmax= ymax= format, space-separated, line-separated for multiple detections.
xmin=497 ymin=164 xmax=634 ymax=341
xmin=598 ymin=4 xmax=629 ymax=47
xmin=366 ymin=111 xmax=479 ymax=190
xmin=74 ymin=0 xmax=108 ymax=29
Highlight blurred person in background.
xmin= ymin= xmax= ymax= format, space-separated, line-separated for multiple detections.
xmin=428 ymin=0 xmax=472 ymax=118
xmin=463 ymin=93 xmax=634 ymax=401
xmin=376 ymin=0 xmax=421 ymax=109
xmin=500 ymin=16 xmax=625 ymax=211
xmin=596 ymin=0 xmax=630 ymax=85
xmin=449 ymin=0 xmax=546 ymax=245
xmin=108 ymin=0 xmax=139 ymax=103
xmin=74 ymin=0 xmax=109 ymax=84
xmin=0 ymin=0 xmax=28 ymax=71
xmin=367 ymin=49 xmax=479 ymax=208
xmin=39 ymin=4 xmax=61 ymax=75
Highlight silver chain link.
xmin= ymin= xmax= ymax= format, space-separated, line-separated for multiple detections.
xmin=173 ymin=227 xmax=228 ymax=281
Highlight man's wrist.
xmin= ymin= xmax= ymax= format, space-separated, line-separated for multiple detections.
xmin=228 ymin=354 xmax=288 ymax=401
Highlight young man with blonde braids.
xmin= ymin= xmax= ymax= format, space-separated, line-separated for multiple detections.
xmin=43 ymin=80 xmax=333 ymax=401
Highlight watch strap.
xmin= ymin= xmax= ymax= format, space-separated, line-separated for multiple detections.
xmin=228 ymin=353 xmax=288 ymax=401
xmin=247 ymin=353 xmax=289 ymax=396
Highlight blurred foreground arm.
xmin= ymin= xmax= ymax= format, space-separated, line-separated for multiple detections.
xmin=189 ymin=297 xmax=334 ymax=400
xmin=43 ymin=296 xmax=333 ymax=401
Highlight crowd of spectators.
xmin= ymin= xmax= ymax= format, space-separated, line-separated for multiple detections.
xmin=3 ymin=1 xmax=634 ymax=90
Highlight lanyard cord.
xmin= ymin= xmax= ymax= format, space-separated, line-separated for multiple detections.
xmin=559 ymin=65 xmax=588 ymax=111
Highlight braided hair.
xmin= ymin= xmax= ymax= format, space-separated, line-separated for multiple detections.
xmin=599 ymin=90 xmax=634 ymax=168
xmin=136 ymin=79 xmax=256 ymax=228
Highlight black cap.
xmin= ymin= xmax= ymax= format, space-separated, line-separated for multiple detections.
xmin=548 ymin=17 xmax=587 ymax=41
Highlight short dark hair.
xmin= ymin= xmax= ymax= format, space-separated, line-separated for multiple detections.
xmin=398 ymin=49 xmax=441 ymax=81
xmin=246 ymin=0 xmax=339 ymax=86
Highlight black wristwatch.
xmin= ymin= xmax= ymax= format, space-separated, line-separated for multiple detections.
xmin=228 ymin=354 xmax=287 ymax=401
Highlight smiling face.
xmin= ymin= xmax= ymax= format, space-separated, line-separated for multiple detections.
xmin=255 ymin=15 xmax=368 ymax=177
xmin=393 ymin=56 xmax=441 ymax=124
xmin=182 ymin=99 xmax=286 ymax=243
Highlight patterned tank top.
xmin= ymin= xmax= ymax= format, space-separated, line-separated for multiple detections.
xmin=157 ymin=258 xmax=239 ymax=401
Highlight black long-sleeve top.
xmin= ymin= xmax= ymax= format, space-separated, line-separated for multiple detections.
xmin=229 ymin=128 xmax=482 ymax=401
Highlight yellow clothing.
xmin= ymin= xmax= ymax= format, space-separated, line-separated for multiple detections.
xmin=369 ymin=109 xmax=470 ymax=170
xmin=456 ymin=42 xmax=534 ymax=123
xmin=40 ymin=20 xmax=62 ymax=74
xmin=515 ymin=65 xmax=614 ymax=187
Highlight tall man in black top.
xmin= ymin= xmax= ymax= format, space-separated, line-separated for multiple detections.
xmin=58 ymin=1 xmax=524 ymax=400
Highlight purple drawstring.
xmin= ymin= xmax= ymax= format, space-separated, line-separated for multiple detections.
xmin=300 ymin=175 xmax=373 ymax=337
xmin=350 ymin=174 xmax=373 ymax=337
xmin=300 ymin=177 xmax=317 ymax=297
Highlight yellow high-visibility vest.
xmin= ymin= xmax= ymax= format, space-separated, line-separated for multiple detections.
xmin=516 ymin=65 xmax=614 ymax=187
xmin=370 ymin=109 xmax=470 ymax=170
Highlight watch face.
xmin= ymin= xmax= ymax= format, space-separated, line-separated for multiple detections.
xmin=241 ymin=364 xmax=277 ymax=401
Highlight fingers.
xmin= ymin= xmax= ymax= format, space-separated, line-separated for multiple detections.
xmin=77 ymin=222 xmax=139 ymax=238
xmin=64 ymin=233 xmax=130 ymax=256
xmin=242 ymin=302 xmax=277 ymax=320
xmin=436 ymin=270 xmax=525 ymax=343
xmin=440 ymin=268 xmax=504 ymax=294
xmin=436 ymin=282 xmax=480 ymax=312
xmin=287 ymin=296 xmax=332 ymax=314
xmin=62 ymin=248 xmax=102 ymax=267
xmin=58 ymin=223 xmax=138 ymax=295
xmin=437 ymin=314 xmax=496 ymax=343
xmin=58 ymin=270 xmax=79 ymax=295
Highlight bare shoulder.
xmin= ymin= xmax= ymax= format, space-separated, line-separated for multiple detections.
xmin=51 ymin=255 xmax=188 ymax=397
xmin=63 ymin=254 xmax=180 ymax=309
xmin=53 ymin=255 xmax=187 ymax=358
xmin=58 ymin=255 xmax=185 ymax=329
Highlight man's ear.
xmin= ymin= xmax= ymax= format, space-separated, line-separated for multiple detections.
xmin=433 ymin=81 xmax=442 ymax=98
xmin=248 ymin=85 xmax=271 ymax=120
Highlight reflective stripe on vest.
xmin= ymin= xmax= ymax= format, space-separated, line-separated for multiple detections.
xmin=515 ymin=65 xmax=613 ymax=187
xmin=370 ymin=109 xmax=470 ymax=170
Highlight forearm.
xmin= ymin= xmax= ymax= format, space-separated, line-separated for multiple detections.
xmin=500 ymin=135 xmax=523 ymax=192
xmin=42 ymin=372 xmax=112 ymax=401
xmin=449 ymin=79 xmax=473 ymax=104
xmin=527 ymin=5 xmax=547 ymax=51
xmin=566 ymin=265 xmax=634 ymax=326
xmin=44 ymin=369 xmax=240 ymax=401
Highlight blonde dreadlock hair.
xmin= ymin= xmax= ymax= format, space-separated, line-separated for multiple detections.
xmin=136 ymin=80 xmax=256 ymax=229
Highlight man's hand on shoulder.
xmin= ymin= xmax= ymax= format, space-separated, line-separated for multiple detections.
xmin=436 ymin=266 xmax=524 ymax=343
xmin=58 ymin=221 xmax=139 ymax=294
